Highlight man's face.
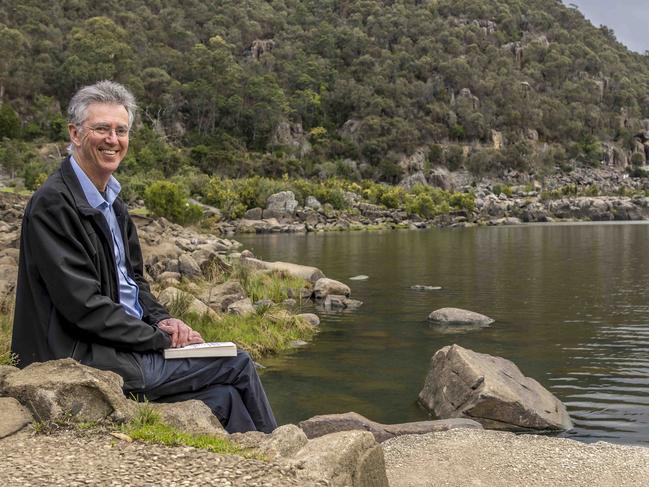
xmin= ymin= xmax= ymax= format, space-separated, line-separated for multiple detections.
xmin=68 ymin=102 xmax=130 ymax=187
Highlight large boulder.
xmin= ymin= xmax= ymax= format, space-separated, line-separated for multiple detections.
xmin=418 ymin=344 xmax=573 ymax=431
xmin=292 ymin=430 xmax=389 ymax=487
xmin=150 ymin=400 xmax=226 ymax=436
xmin=266 ymin=191 xmax=298 ymax=215
xmin=3 ymin=359 xmax=136 ymax=423
xmin=256 ymin=424 xmax=309 ymax=459
xmin=0 ymin=365 xmax=18 ymax=393
xmin=0 ymin=397 xmax=32 ymax=438
xmin=428 ymin=307 xmax=494 ymax=327
xmin=240 ymin=256 xmax=324 ymax=283
xmin=299 ymin=412 xmax=481 ymax=443
xmin=314 ymin=278 xmax=351 ymax=299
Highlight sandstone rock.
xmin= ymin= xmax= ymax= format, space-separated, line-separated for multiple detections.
xmin=200 ymin=281 xmax=247 ymax=312
xmin=4 ymin=359 xmax=135 ymax=423
xmin=0 ymin=365 xmax=18 ymax=393
xmin=418 ymin=344 xmax=573 ymax=431
xmin=293 ymin=430 xmax=389 ymax=487
xmin=240 ymin=256 xmax=325 ymax=282
xmin=297 ymin=313 xmax=320 ymax=326
xmin=0 ymin=397 xmax=32 ymax=438
xmin=227 ymin=298 xmax=255 ymax=316
xmin=178 ymin=254 xmax=202 ymax=278
xmin=305 ymin=196 xmax=322 ymax=210
xmin=299 ymin=412 xmax=481 ymax=443
xmin=150 ymin=400 xmax=226 ymax=436
xmin=257 ymin=424 xmax=308 ymax=459
xmin=266 ymin=191 xmax=298 ymax=214
xmin=314 ymin=278 xmax=351 ymax=299
xmin=349 ymin=275 xmax=369 ymax=281
xmin=321 ymin=294 xmax=363 ymax=311
xmin=428 ymin=307 xmax=494 ymax=326
xmin=244 ymin=207 xmax=263 ymax=220
xmin=411 ymin=285 xmax=442 ymax=291
xmin=158 ymin=287 xmax=219 ymax=319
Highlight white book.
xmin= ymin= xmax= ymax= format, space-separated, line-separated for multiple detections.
xmin=163 ymin=341 xmax=237 ymax=359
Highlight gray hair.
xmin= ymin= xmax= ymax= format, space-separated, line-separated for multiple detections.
xmin=67 ymin=80 xmax=137 ymax=128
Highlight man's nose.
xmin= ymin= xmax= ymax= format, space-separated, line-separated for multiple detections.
xmin=105 ymin=130 xmax=119 ymax=143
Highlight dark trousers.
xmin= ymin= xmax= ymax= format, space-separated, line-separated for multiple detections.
xmin=127 ymin=350 xmax=277 ymax=434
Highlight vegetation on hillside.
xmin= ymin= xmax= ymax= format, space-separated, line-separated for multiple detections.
xmin=2 ymin=0 xmax=649 ymax=189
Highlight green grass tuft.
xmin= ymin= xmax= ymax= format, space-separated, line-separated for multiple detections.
xmin=122 ymin=403 xmax=250 ymax=456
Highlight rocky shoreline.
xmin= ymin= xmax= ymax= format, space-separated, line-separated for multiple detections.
xmin=210 ymin=167 xmax=649 ymax=235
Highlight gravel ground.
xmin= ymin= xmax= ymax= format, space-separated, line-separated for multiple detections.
xmin=0 ymin=429 xmax=317 ymax=487
xmin=383 ymin=428 xmax=649 ymax=487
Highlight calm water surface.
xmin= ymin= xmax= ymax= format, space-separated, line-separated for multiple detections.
xmin=236 ymin=223 xmax=649 ymax=445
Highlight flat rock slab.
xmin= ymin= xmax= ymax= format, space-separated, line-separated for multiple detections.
xmin=0 ymin=397 xmax=32 ymax=438
xmin=384 ymin=429 xmax=649 ymax=487
xmin=428 ymin=307 xmax=494 ymax=326
xmin=300 ymin=412 xmax=481 ymax=443
xmin=418 ymin=344 xmax=572 ymax=431
xmin=150 ymin=400 xmax=226 ymax=436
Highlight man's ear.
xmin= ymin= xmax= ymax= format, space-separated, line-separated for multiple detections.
xmin=68 ymin=123 xmax=82 ymax=147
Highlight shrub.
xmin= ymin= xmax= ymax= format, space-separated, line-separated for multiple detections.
xmin=144 ymin=180 xmax=202 ymax=224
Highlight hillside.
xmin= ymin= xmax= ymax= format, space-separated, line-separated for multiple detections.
xmin=2 ymin=0 xmax=649 ymax=186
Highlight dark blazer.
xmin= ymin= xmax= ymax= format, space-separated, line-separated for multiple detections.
xmin=11 ymin=157 xmax=171 ymax=389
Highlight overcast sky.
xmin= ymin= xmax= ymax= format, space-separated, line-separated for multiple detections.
xmin=562 ymin=0 xmax=649 ymax=53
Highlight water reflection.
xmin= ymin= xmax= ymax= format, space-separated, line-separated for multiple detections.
xmin=237 ymin=223 xmax=649 ymax=445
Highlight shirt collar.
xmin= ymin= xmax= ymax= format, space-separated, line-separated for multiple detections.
xmin=69 ymin=155 xmax=121 ymax=209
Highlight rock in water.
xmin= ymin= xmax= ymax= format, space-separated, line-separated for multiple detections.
xmin=418 ymin=344 xmax=573 ymax=431
xmin=428 ymin=307 xmax=494 ymax=326
xmin=314 ymin=278 xmax=351 ymax=299
xmin=410 ymin=285 xmax=442 ymax=291
xmin=349 ymin=275 xmax=369 ymax=281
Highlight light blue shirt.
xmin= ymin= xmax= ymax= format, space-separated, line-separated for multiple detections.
xmin=70 ymin=155 xmax=144 ymax=319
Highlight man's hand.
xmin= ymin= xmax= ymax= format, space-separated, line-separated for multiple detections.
xmin=157 ymin=318 xmax=204 ymax=348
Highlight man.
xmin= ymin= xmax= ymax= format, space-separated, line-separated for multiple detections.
xmin=11 ymin=80 xmax=277 ymax=434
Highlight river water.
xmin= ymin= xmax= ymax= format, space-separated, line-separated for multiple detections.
xmin=236 ymin=223 xmax=649 ymax=445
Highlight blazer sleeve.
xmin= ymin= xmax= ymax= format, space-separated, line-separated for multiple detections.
xmin=24 ymin=196 xmax=171 ymax=352
xmin=123 ymin=214 xmax=171 ymax=325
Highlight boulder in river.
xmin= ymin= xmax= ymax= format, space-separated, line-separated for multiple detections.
xmin=428 ymin=307 xmax=494 ymax=326
xmin=418 ymin=344 xmax=573 ymax=431
xmin=314 ymin=278 xmax=351 ymax=299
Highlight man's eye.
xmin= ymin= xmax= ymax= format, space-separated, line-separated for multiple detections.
xmin=115 ymin=128 xmax=129 ymax=137
xmin=93 ymin=127 xmax=110 ymax=135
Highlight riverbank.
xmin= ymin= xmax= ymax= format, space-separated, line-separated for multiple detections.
xmin=2 ymin=426 xmax=648 ymax=486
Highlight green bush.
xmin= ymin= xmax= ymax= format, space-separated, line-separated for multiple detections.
xmin=144 ymin=180 xmax=202 ymax=224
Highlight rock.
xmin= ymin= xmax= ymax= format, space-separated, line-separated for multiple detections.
xmin=428 ymin=307 xmax=494 ymax=326
xmin=257 ymin=424 xmax=308 ymax=459
xmin=410 ymin=285 xmax=442 ymax=291
xmin=299 ymin=412 xmax=481 ymax=443
xmin=489 ymin=217 xmax=522 ymax=225
xmin=244 ymin=207 xmax=263 ymax=220
xmin=266 ymin=191 xmax=298 ymax=215
xmin=314 ymin=278 xmax=351 ymax=299
xmin=200 ymin=281 xmax=247 ymax=311
xmin=178 ymin=254 xmax=202 ymax=278
xmin=305 ymin=196 xmax=322 ymax=211
xmin=290 ymin=340 xmax=308 ymax=348
xmin=418 ymin=344 xmax=573 ymax=431
xmin=292 ymin=430 xmax=389 ymax=487
xmin=321 ymin=295 xmax=363 ymax=311
xmin=158 ymin=271 xmax=181 ymax=285
xmin=0 ymin=397 xmax=32 ymax=438
xmin=0 ymin=365 xmax=18 ymax=393
xmin=150 ymin=400 xmax=226 ymax=436
xmin=297 ymin=313 xmax=320 ymax=326
xmin=227 ymin=298 xmax=255 ymax=316
xmin=157 ymin=287 xmax=220 ymax=319
xmin=240 ymin=256 xmax=325 ymax=282
xmin=349 ymin=275 xmax=369 ymax=281
xmin=3 ymin=358 xmax=136 ymax=423
xmin=399 ymin=172 xmax=428 ymax=191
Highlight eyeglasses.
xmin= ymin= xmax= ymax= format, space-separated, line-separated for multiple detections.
xmin=82 ymin=125 xmax=130 ymax=138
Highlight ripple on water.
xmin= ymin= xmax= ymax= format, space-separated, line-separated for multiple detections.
xmin=556 ymin=324 xmax=649 ymax=445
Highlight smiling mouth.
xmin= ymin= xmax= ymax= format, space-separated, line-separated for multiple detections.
xmin=99 ymin=148 xmax=118 ymax=156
